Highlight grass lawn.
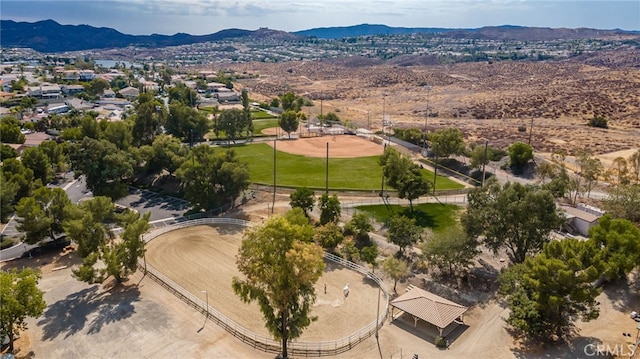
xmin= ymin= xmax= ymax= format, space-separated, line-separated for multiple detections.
xmin=231 ymin=143 xmax=464 ymax=191
xmin=252 ymin=120 xmax=278 ymax=134
xmin=251 ymin=110 xmax=277 ymax=120
xmin=354 ymin=203 xmax=461 ymax=232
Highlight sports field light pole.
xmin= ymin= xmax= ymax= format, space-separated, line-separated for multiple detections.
xmin=382 ymin=92 xmax=387 ymax=141
xmin=272 ymin=140 xmax=276 ymax=214
xmin=423 ymin=84 xmax=431 ymax=156
xmin=325 ymin=142 xmax=329 ymax=194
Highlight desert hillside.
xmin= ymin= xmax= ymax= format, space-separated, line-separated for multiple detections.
xmin=231 ymin=54 xmax=640 ymax=155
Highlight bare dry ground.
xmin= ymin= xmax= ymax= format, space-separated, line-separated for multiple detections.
xmin=232 ymin=59 xmax=640 ymax=158
xmin=264 ymin=134 xmax=384 ymax=158
xmin=145 ymin=224 xmax=380 ymax=341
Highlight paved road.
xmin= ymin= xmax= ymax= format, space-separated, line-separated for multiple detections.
xmin=1 ymin=174 xmax=192 ymax=262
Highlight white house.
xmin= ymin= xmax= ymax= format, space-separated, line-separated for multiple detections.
xmin=560 ymin=204 xmax=605 ymax=237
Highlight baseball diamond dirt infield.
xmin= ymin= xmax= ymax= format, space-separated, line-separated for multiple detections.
xmin=145 ymin=224 xmax=381 ymax=341
xmin=262 ymin=130 xmax=385 ymax=158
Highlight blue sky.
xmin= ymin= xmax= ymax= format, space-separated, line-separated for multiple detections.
xmin=2 ymin=0 xmax=639 ymax=35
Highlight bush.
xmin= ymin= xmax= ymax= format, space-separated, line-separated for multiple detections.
xmin=435 ymin=336 xmax=448 ymax=349
xmin=517 ymin=126 xmax=527 ymax=132
xmin=588 ymin=116 xmax=608 ymax=129
xmin=0 ymin=236 xmax=16 ymax=250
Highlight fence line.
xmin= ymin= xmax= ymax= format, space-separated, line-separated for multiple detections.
xmin=140 ymin=217 xmax=389 ymax=357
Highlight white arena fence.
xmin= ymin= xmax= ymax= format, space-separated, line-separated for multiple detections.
xmin=139 ymin=217 xmax=390 ymax=357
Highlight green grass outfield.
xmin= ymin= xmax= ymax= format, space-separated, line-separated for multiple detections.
xmin=231 ymin=143 xmax=464 ymax=191
xmin=354 ymin=203 xmax=460 ymax=231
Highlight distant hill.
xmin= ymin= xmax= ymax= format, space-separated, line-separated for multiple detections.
xmin=1 ymin=19 xmax=638 ymax=53
xmin=292 ymin=24 xmax=464 ymax=39
xmin=294 ymin=23 xmax=638 ymax=41
xmin=0 ymin=20 xmax=298 ymax=53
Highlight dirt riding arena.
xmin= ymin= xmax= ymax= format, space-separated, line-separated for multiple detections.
xmin=145 ymin=224 xmax=380 ymax=341
xmin=263 ymin=133 xmax=384 ymax=158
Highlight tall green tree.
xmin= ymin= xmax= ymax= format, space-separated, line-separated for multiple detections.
xmin=313 ymin=222 xmax=344 ymax=252
xmin=379 ymin=147 xmax=430 ymax=211
xmin=428 ymin=127 xmax=465 ymax=158
xmin=344 ymin=211 xmax=374 ymax=245
xmin=217 ymin=108 xmax=246 ymax=145
xmin=469 ymin=144 xmax=494 ymax=172
xmin=602 ymin=184 xmax=640 ymax=224
xmin=176 ymin=146 xmax=250 ymax=211
xmin=386 ymin=215 xmax=423 ymax=256
xmin=279 ymin=110 xmax=300 ymax=139
xmin=15 ymin=187 xmax=71 ymax=244
xmin=508 ymin=142 xmax=534 ymax=173
xmin=499 ymin=239 xmax=601 ymax=341
xmin=132 ymin=93 xmax=166 ymax=146
xmin=289 ymin=187 xmax=315 ymax=218
xmin=232 ymin=213 xmax=325 ymax=359
xmin=1 ymin=158 xmax=37 ymax=201
xmin=139 ymin=134 xmax=188 ymax=175
xmin=38 ymin=140 xmax=68 ymax=173
xmin=69 ymin=137 xmax=135 ymax=198
xmin=421 ymin=226 xmax=478 ymax=277
xmin=20 ymin=146 xmax=54 ymax=185
xmin=0 ymin=117 xmax=25 ymax=144
xmin=588 ymin=214 xmax=640 ymax=281
xmin=318 ymin=194 xmax=341 ymax=225
xmin=64 ymin=196 xmax=150 ymax=283
xmin=382 ymin=256 xmax=410 ymax=293
xmin=166 ymin=102 xmax=209 ymax=142
xmin=0 ymin=268 xmax=46 ymax=352
xmin=576 ymin=151 xmax=603 ymax=198
xmin=0 ymin=172 xmax=18 ymax=223
xmin=461 ymin=179 xmax=564 ymax=263
xmin=102 ymin=120 xmax=133 ymax=150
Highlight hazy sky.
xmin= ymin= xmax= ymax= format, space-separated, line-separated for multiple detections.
xmin=2 ymin=0 xmax=639 ymax=35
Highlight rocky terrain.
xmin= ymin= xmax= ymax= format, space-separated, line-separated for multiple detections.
xmin=229 ymin=51 xmax=640 ymax=155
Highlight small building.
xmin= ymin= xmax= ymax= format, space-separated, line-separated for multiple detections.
xmin=118 ymin=86 xmax=140 ymax=99
xmin=61 ymin=84 xmax=85 ymax=95
xmin=216 ymin=91 xmax=240 ymax=103
xmin=559 ymin=204 xmax=604 ymax=237
xmin=27 ymin=84 xmax=62 ymax=99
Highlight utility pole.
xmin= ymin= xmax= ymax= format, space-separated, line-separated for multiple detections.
xmin=482 ymin=141 xmax=488 ymax=186
xmin=433 ymin=144 xmax=438 ymax=195
xmin=424 ymin=84 xmax=431 ymax=156
xmin=272 ymin=140 xmax=276 ymax=214
xmin=325 ymin=142 xmax=329 ymax=194
xmin=528 ymin=117 xmax=534 ymax=145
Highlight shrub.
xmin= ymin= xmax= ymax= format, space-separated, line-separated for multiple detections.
xmin=0 ymin=236 xmax=16 ymax=250
xmin=517 ymin=126 xmax=527 ymax=132
xmin=435 ymin=336 xmax=448 ymax=349
xmin=588 ymin=116 xmax=608 ymax=129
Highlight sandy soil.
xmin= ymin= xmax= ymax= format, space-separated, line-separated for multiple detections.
xmin=264 ymin=134 xmax=384 ymax=158
xmin=145 ymin=224 xmax=380 ymax=341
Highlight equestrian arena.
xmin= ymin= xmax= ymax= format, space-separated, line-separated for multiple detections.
xmin=143 ymin=218 xmax=389 ymax=356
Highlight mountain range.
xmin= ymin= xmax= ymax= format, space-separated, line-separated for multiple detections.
xmin=1 ymin=19 xmax=638 ymax=53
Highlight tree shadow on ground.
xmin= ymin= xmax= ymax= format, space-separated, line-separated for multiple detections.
xmin=511 ymin=336 xmax=604 ymax=359
xmin=399 ymin=208 xmax=435 ymax=229
xmin=602 ymin=277 xmax=640 ymax=312
xmin=37 ymin=283 xmax=140 ymax=341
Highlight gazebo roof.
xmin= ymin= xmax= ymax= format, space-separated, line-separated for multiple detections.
xmin=390 ymin=286 xmax=468 ymax=329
